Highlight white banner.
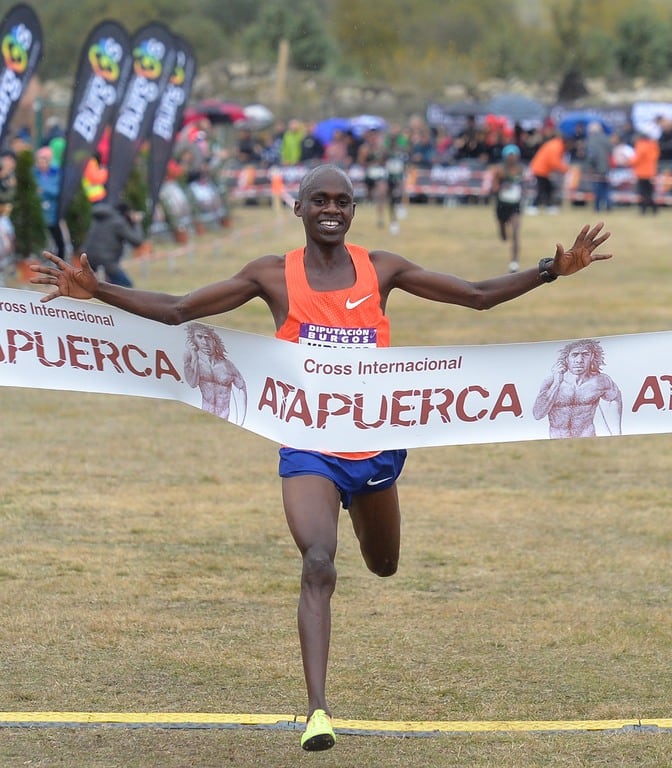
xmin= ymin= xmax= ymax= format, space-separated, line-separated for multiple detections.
xmin=1 ymin=287 xmax=671 ymax=451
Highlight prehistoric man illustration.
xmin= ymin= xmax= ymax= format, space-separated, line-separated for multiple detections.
xmin=184 ymin=323 xmax=247 ymax=425
xmin=533 ymin=338 xmax=622 ymax=438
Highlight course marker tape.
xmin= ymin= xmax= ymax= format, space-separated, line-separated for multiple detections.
xmin=1 ymin=713 xmax=671 ymax=735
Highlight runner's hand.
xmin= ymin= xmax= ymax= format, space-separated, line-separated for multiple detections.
xmin=30 ymin=251 xmax=99 ymax=302
xmin=552 ymin=222 xmax=612 ymax=277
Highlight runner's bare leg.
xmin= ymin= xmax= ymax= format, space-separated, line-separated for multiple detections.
xmin=282 ymin=475 xmax=340 ymax=716
xmin=511 ymin=212 xmax=521 ymax=263
xmin=349 ymin=484 xmax=401 ymax=576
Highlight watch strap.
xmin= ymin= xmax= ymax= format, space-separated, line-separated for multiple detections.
xmin=538 ymin=257 xmax=558 ymax=283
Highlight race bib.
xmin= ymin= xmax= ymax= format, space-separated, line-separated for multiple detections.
xmin=299 ymin=323 xmax=377 ymax=348
xmin=499 ymin=182 xmax=522 ymax=204
xmin=366 ymin=165 xmax=387 ymax=181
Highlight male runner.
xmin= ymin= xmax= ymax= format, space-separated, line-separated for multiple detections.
xmin=491 ymin=143 xmax=525 ymax=272
xmin=32 ymin=164 xmax=611 ymax=751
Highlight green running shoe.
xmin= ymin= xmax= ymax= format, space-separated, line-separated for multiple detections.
xmin=300 ymin=708 xmax=336 ymax=751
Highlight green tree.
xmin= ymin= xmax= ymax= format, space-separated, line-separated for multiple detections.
xmin=123 ymin=158 xmax=150 ymax=234
xmin=332 ymin=0 xmax=521 ymax=84
xmin=331 ymin=0 xmax=404 ymax=79
xmin=64 ymin=186 xmax=91 ymax=256
xmin=578 ymin=29 xmax=618 ymax=78
xmin=204 ymin=0 xmax=261 ymax=31
xmin=11 ymin=150 xmax=46 ymax=260
xmin=549 ymin=0 xmax=587 ymax=76
xmin=243 ymin=0 xmax=334 ymax=71
xmin=3 ymin=0 xmax=672 ymax=86
xmin=170 ymin=14 xmax=227 ymax=67
xmin=614 ymin=7 xmax=672 ymax=79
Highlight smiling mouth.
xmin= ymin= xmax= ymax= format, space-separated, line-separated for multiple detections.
xmin=319 ymin=219 xmax=341 ymax=230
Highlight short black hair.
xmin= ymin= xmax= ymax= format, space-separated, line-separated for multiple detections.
xmin=297 ymin=164 xmax=354 ymax=202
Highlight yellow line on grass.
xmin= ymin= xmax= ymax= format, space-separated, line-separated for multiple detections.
xmin=1 ymin=712 xmax=671 ymax=733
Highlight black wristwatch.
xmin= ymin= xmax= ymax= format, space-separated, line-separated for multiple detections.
xmin=538 ymin=257 xmax=558 ymax=283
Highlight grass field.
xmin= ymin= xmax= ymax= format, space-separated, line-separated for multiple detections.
xmin=1 ymin=200 xmax=672 ymax=767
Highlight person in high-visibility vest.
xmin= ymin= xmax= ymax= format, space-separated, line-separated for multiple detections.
xmin=82 ymin=153 xmax=108 ymax=203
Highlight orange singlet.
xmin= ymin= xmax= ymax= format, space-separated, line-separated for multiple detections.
xmin=276 ymin=243 xmax=391 ymax=459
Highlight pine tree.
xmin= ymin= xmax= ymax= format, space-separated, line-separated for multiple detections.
xmin=64 ymin=185 xmax=92 ymax=255
xmin=11 ymin=150 xmax=47 ymax=260
xmin=123 ymin=157 xmax=149 ymax=234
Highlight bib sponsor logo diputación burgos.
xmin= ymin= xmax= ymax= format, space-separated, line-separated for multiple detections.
xmin=298 ymin=323 xmax=377 ymax=348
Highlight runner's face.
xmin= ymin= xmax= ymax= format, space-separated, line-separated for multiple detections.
xmin=296 ymin=172 xmax=355 ymax=243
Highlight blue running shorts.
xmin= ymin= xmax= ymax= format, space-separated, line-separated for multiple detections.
xmin=278 ymin=448 xmax=408 ymax=509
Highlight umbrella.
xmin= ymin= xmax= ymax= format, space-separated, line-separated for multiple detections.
xmin=183 ymin=99 xmax=246 ymax=126
xmin=558 ymin=112 xmax=613 ymax=138
xmin=348 ymin=114 xmax=388 ymax=137
xmin=241 ymin=104 xmax=274 ymax=130
xmin=313 ymin=116 xmax=351 ymax=145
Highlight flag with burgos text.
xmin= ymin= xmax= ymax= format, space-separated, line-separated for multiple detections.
xmin=147 ymin=34 xmax=195 ymax=216
xmin=2 ymin=286 xmax=672 ymax=452
xmin=104 ymin=21 xmax=176 ymax=206
xmin=57 ymin=20 xmax=132 ymax=219
xmin=0 ymin=3 xmax=42 ymax=146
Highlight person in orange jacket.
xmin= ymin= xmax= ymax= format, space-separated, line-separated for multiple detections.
xmin=528 ymin=134 xmax=569 ymax=214
xmin=630 ymin=130 xmax=660 ymax=214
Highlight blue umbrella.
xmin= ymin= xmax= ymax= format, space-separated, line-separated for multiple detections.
xmin=313 ymin=117 xmax=351 ymax=145
xmin=348 ymin=114 xmax=388 ymax=137
xmin=559 ymin=112 xmax=613 ymax=137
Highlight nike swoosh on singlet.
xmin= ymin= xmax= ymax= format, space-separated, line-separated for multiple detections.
xmin=345 ymin=293 xmax=373 ymax=310
xmin=366 ymin=476 xmax=393 ymax=486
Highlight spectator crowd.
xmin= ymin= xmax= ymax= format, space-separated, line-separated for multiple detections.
xmin=177 ymin=109 xmax=671 ymax=223
xmin=0 ymin=104 xmax=669 ymax=285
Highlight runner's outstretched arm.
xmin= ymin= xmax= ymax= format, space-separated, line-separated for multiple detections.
xmin=30 ymin=251 xmax=267 ymax=324
xmin=383 ymin=222 xmax=611 ymax=309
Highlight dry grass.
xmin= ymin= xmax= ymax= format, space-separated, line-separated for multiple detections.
xmin=1 ymin=200 xmax=672 ymax=766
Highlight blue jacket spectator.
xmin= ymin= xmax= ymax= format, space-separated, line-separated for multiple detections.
xmin=33 ymin=146 xmax=66 ymax=260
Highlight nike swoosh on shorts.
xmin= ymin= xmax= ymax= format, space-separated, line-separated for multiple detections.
xmin=366 ymin=476 xmax=393 ymax=486
xmin=345 ymin=293 xmax=373 ymax=310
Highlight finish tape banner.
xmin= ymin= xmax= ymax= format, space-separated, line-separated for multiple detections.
xmin=0 ymin=287 xmax=671 ymax=451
